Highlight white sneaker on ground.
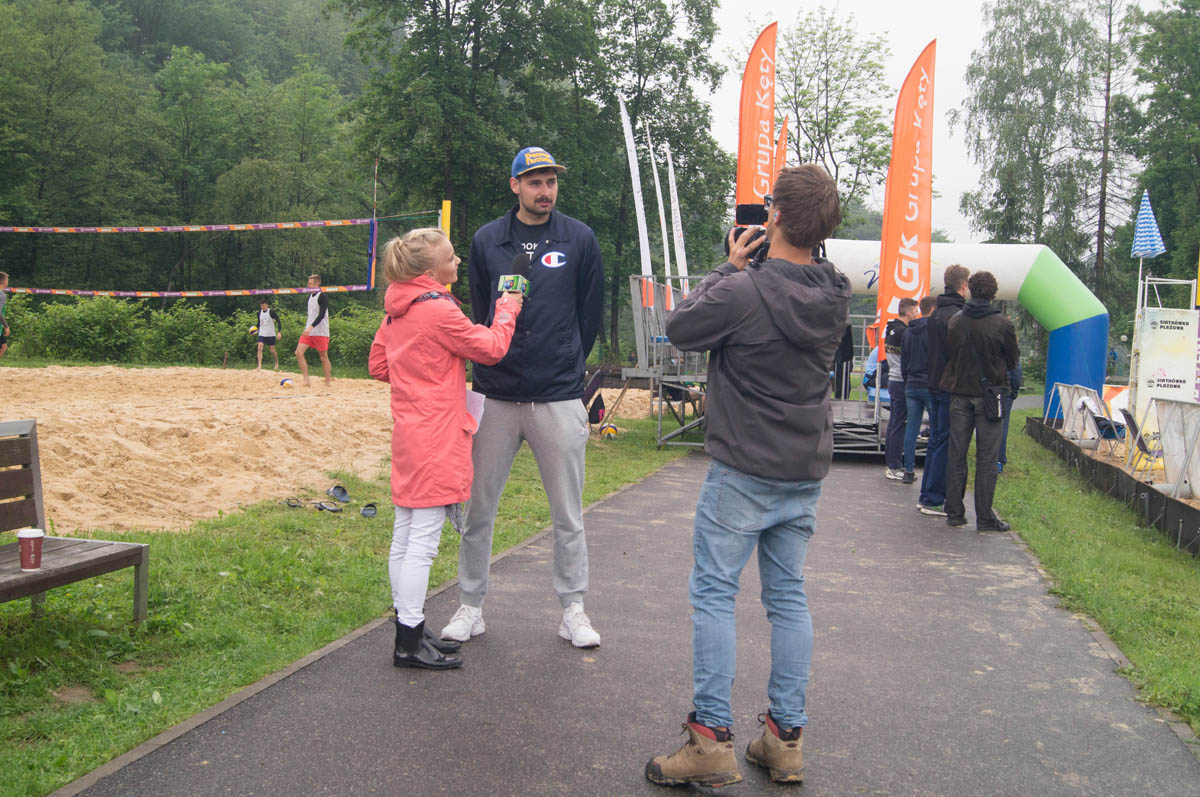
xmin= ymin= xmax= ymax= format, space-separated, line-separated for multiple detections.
xmin=559 ymin=603 xmax=601 ymax=648
xmin=885 ymin=468 xmax=904 ymax=480
xmin=440 ymin=604 xmax=485 ymax=642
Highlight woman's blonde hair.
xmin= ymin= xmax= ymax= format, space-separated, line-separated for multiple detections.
xmin=380 ymin=227 xmax=449 ymax=284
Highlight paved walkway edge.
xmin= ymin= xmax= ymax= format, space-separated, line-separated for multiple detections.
xmin=1007 ymin=528 xmax=1200 ymax=761
xmin=49 ymin=467 xmax=664 ymax=797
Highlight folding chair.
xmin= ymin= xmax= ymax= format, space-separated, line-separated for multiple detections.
xmin=1120 ymin=407 xmax=1163 ymax=480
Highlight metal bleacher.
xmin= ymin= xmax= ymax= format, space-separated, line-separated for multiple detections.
xmin=622 ymin=275 xmax=708 ymax=447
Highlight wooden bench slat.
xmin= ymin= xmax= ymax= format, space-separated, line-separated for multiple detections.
xmin=0 ymin=538 xmax=125 ymax=577
xmin=0 ymin=539 xmax=148 ymax=601
xmin=0 ymin=437 xmax=33 ymax=469
xmin=0 ymin=467 xmax=35 ymax=503
xmin=0 ymin=498 xmax=39 ymax=534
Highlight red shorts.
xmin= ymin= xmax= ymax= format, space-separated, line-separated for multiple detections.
xmin=298 ymin=334 xmax=329 ymax=352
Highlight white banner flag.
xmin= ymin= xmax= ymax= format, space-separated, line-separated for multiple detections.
xmin=645 ymin=123 xmax=672 ymax=281
xmin=664 ymin=141 xmax=689 ymax=293
xmin=619 ymin=96 xmax=653 ymax=277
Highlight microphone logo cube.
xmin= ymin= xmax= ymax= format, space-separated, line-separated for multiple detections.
xmin=498 ymin=275 xmax=530 ymax=295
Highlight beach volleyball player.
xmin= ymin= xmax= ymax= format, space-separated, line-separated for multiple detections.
xmin=296 ymin=274 xmax=332 ymax=386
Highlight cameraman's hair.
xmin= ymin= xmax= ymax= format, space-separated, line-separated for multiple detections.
xmin=772 ymin=164 xmax=841 ymax=248
xmin=919 ymin=295 xmax=937 ymax=315
xmin=307 ymin=273 xmax=322 ymax=285
xmin=943 ymin=264 xmax=969 ymax=292
xmin=898 ymin=297 xmax=918 ymax=315
xmin=381 ymin=227 xmax=448 ymax=284
xmin=967 ymin=270 xmax=998 ymax=302
xmin=0 ymin=271 xmax=8 ymax=283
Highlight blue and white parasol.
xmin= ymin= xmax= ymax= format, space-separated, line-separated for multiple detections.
xmin=1131 ymin=190 xmax=1166 ymax=259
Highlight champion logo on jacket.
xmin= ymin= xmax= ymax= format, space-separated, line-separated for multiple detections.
xmin=541 ymin=251 xmax=567 ymax=268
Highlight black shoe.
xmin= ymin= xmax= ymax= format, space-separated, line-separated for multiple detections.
xmin=977 ymin=519 xmax=1012 ymax=532
xmin=902 ymin=471 xmax=915 ymax=484
xmin=393 ymin=620 xmax=462 ymax=670
xmin=425 ymin=623 xmax=460 ymax=653
xmin=946 ymin=516 xmax=968 ymax=528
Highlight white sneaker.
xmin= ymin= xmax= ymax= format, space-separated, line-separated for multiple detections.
xmin=440 ymin=604 xmax=485 ymax=642
xmin=885 ymin=468 xmax=904 ymax=480
xmin=559 ymin=603 xmax=601 ymax=648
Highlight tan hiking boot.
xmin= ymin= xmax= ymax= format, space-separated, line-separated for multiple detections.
xmin=745 ymin=711 xmax=804 ymax=783
xmin=645 ymin=713 xmax=743 ymax=788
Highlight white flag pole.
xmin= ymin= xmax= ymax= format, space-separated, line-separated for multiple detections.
xmin=664 ymin=141 xmax=690 ymax=295
xmin=618 ymin=97 xmax=653 ymax=277
xmin=645 ymin=123 xmax=673 ymax=283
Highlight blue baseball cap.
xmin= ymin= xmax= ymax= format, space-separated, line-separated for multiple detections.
xmin=511 ymin=146 xmax=567 ymax=179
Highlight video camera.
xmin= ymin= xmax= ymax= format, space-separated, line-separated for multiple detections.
xmin=724 ymin=202 xmax=770 ymax=267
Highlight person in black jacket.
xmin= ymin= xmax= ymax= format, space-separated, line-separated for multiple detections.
xmin=441 ymin=147 xmax=605 ymax=650
xmin=883 ymin=298 xmax=918 ymax=480
xmin=940 ymin=271 xmax=1020 ymax=531
xmin=917 ymin=264 xmax=969 ymax=516
xmin=646 ymin=165 xmax=851 ymax=789
xmin=900 ymin=294 xmax=938 ymax=482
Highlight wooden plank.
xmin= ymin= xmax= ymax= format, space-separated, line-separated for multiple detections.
xmin=0 ymin=468 xmax=35 ymax=503
xmin=0 ymin=498 xmax=38 ymax=535
xmin=0 ymin=538 xmax=94 ymax=575
xmin=0 ymin=437 xmax=32 ymax=469
xmin=133 ymin=547 xmax=149 ymax=623
xmin=0 ymin=539 xmax=147 ymax=601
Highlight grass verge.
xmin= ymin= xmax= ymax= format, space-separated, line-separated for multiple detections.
xmin=0 ymin=417 xmax=688 ymax=796
xmin=998 ymin=410 xmax=1200 ymax=736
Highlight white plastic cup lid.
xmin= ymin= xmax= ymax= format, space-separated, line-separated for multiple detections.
xmin=17 ymin=528 xmax=45 ymax=538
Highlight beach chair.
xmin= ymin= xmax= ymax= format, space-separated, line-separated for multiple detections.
xmin=1120 ymin=407 xmax=1163 ymax=481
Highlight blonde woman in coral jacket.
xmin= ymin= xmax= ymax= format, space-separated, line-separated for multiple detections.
xmin=368 ymin=228 xmax=522 ymax=671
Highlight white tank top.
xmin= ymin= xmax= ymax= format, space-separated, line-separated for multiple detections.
xmin=307 ymin=293 xmax=329 ymax=336
xmin=257 ymin=309 xmax=276 ymax=337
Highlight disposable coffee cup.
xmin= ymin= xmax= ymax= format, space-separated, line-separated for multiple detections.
xmin=18 ymin=528 xmax=45 ymax=571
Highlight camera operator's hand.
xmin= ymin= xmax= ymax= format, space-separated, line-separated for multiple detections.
xmin=727 ymin=226 xmax=765 ymax=271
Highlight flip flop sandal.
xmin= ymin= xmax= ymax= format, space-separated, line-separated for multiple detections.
xmin=360 ymin=503 xmax=377 ymax=518
xmin=327 ymin=485 xmax=350 ymax=503
xmin=280 ymin=498 xmax=302 ymax=509
xmin=315 ymin=501 xmax=343 ymax=513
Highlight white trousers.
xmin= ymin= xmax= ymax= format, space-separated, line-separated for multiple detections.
xmin=389 ymin=505 xmax=446 ymax=626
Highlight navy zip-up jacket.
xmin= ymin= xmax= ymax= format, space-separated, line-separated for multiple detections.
xmin=901 ymin=316 xmax=931 ymax=389
xmin=468 ymin=206 xmax=604 ymax=402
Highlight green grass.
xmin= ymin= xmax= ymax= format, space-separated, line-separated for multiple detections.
xmin=0 ymin=418 xmax=688 ymax=797
xmin=998 ymin=410 xmax=1200 ymax=735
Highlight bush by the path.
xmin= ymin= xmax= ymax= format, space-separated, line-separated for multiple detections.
xmin=4 ymin=295 xmax=381 ymax=368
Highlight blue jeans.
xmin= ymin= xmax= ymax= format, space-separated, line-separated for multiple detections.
xmin=919 ymin=390 xmax=950 ymax=507
xmin=690 ymin=458 xmax=820 ymax=730
xmin=904 ymin=386 xmax=933 ymax=472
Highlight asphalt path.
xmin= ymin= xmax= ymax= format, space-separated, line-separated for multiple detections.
xmin=64 ymin=453 xmax=1199 ymax=796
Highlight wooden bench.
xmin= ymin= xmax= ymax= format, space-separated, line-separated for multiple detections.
xmin=0 ymin=419 xmax=148 ymax=623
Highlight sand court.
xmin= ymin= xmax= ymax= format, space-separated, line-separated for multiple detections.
xmin=3 ymin=366 xmax=653 ymax=533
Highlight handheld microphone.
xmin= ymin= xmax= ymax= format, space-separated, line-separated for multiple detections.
xmin=499 ymin=252 xmax=532 ymax=295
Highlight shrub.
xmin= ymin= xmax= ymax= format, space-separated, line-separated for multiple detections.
xmin=142 ymin=303 xmax=235 ymax=365
xmin=328 ymin=303 xmax=383 ymax=369
xmin=30 ymin=297 xmax=145 ymax=362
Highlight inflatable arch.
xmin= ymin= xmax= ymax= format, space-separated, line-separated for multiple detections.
xmin=823 ymin=240 xmax=1109 ymax=414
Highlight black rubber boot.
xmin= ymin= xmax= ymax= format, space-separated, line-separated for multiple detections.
xmin=424 ymin=624 xmax=460 ymax=653
xmin=393 ymin=620 xmax=462 ymax=670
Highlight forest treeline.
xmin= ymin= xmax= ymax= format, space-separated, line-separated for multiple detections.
xmin=2 ymin=0 xmax=1199 ymax=366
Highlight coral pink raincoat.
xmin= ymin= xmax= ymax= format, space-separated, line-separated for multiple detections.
xmin=369 ymin=275 xmax=520 ymax=507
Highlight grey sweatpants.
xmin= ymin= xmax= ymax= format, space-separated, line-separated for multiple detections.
xmin=458 ymin=398 xmax=590 ymax=608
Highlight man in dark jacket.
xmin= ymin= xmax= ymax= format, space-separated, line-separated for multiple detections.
xmin=917 ymin=264 xmax=969 ymax=515
xmin=646 ymin=165 xmax=851 ymax=789
xmin=900 ymin=294 xmax=938 ymax=482
xmin=442 ymin=146 xmax=605 ymax=649
xmin=940 ymin=270 xmax=1020 ymax=531
xmin=883 ymin=298 xmax=918 ymax=480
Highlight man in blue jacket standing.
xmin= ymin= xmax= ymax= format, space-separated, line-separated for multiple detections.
xmin=441 ymin=147 xmax=605 ymax=649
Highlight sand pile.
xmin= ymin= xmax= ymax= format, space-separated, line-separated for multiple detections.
xmin=4 ymin=366 xmax=653 ymax=532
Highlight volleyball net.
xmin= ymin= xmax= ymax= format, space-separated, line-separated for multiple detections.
xmin=0 ymin=209 xmax=443 ymax=298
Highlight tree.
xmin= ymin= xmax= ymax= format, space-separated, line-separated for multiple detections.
xmin=951 ymin=0 xmax=1098 ymax=271
xmin=776 ymin=7 xmax=892 ymax=225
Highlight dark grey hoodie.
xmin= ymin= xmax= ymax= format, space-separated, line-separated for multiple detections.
xmin=665 ymin=257 xmax=852 ymax=481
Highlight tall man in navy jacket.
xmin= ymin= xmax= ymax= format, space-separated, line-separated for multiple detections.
xmin=441 ymin=147 xmax=606 ymax=649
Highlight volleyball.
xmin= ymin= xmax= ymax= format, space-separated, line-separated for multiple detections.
xmin=280 ymin=378 xmax=294 ymax=388
xmin=249 ymin=325 xmax=258 ymax=335
xmin=599 ymin=423 xmax=618 ymax=440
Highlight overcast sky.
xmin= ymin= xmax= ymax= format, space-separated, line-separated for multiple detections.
xmin=704 ymin=1 xmax=990 ymax=243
